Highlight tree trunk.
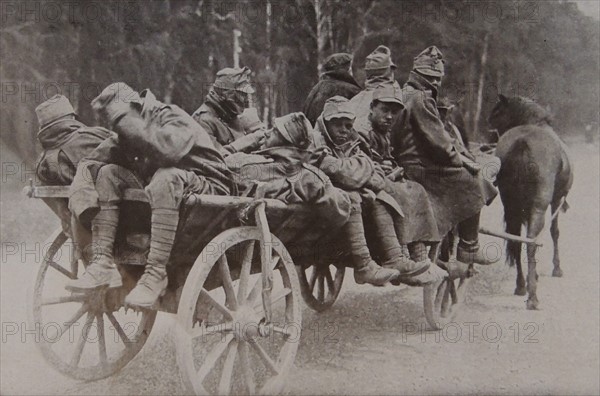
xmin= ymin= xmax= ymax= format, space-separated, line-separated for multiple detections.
xmin=472 ymin=32 xmax=489 ymax=139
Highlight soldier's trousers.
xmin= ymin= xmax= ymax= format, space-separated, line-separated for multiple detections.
xmin=95 ymin=164 xmax=224 ymax=209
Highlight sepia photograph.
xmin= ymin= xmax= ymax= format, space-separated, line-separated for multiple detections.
xmin=1 ymin=0 xmax=598 ymax=394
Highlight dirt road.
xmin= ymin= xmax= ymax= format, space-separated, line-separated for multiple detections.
xmin=1 ymin=142 xmax=598 ymax=395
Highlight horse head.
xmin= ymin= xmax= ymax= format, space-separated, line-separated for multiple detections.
xmin=488 ymin=94 xmax=553 ymax=135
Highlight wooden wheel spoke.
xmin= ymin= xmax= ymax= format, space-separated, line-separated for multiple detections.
xmin=196 ymin=334 xmax=234 ymax=383
xmin=42 ymin=294 xmax=86 ymax=306
xmin=218 ymin=340 xmax=239 ymax=395
xmin=308 ymin=267 xmax=318 ymax=291
xmin=324 ymin=269 xmax=335 ymax=294
xmin=56 ymin=304 xmax=88 ymax=340
xmin=96 ymin=314 xmax=108 ymax=365
xmin=449 ymin=280 xmax=458 ymax=304
xmin=317 ymin=274 xmax=325 ymax=301
xmin=434 ymin=281 xmax=447 ymax=310
xmin=253 ymin=288 xmax=291 ymax=312
xmin=246 ymin=256 xmax=280 ymax=306
xmin=200 ymin=289 xmax=233 ymax=320
xmin=237 ymin=241 xmax=255 ymax=302
xmin=218 ymin=255 xmax=238 ymax=311
xmin=249 ymin=340 xmax=279 ymax=375
xmin=239 ymin=341 xmax=256 ymax=395
xmin=190 ymin=322 xmax=234 ymax=340
xmin=106 ymin=312 xmax=131 ymax=345
xmin=70 ymin=312 xmax=94 ymax=367
xmin=47 ymin=260 xmax=76 ymax=280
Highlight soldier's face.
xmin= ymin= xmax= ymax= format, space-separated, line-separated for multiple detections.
xmin=371 ymin=101 xmax=402 ymax=132
xmin=262 ymin=128 xmax=287 ymax=149
xmin=325 ymin=117 xmax=354 ymax=145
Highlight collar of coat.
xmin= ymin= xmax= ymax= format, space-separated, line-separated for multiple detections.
xmin=405 ymin=71 xmax=438 ymax=99
xmin=321 ymin=70 xmax=362 ymax=89
xmin=37 ymin=119 xmax=86 ymax=149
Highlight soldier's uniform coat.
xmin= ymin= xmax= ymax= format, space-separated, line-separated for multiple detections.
xmin=393 ymin=72 xmax=498 ymax=236
xmin=70 ymin=90 xmax=232 ymax=223
xmin=36 ymin=119 xmax=113 ymax=185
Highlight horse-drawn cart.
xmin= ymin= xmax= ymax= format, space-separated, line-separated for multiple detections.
xmin=24 ymin=183 xmax=471 ymax=395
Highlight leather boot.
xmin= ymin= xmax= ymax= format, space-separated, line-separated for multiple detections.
xmin=371 ymin=203 xmax=432 ymax=278
xmin=125 ymin=208 xmax=178 ymax=309
xmin=457 ymin=212 xmax=497 ymax=265
xmin=65 ymin=205 xmax=122 ymax=292
xmin=345 ymin=210 xmax=398 ymax=286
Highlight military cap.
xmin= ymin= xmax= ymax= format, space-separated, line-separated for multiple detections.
xmin=213 ymin=67 xmax=255 ymax=94
xmin=35 ymin=94 xmax=76 ymax=131
xmin=372 ymin=83 xmax=404 ymax=107
xmin=323 ymin=96 xmax=355 ymax=121
xmin=364 ymin=45 xmax=397 ymax=71
xmin=322 ymin=53 xmax=353 ymax=73
xmin=238 ymin=107 xmax=265 ymax=134
xmin=92 ymin=82 xmax=142 ymax=109
xmin=273 ymin=112 xmax=312 ymax=149
xmin=413 ymin=46 xmax=445 ymax=77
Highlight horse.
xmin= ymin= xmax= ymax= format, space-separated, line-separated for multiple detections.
xmin=488 ymin=94 xmax=573 ymax=310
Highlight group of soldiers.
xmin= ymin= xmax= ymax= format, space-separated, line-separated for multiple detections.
xmin=34 ymin=44 xmax=497 ymax=310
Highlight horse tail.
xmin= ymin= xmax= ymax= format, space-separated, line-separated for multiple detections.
xmin=498 ymin=139 xmax=534 ymax=267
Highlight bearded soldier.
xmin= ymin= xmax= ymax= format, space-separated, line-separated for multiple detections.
xmin=393 ymin=46 xmax=498 ymax=265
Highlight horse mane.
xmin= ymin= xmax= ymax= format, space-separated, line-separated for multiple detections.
xmin=490 ymin=95 xmax=554 ymax=133
xmin=510 ymin=96 xmax=553 ymax=127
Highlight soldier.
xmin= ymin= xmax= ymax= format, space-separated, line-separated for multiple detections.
xmin=192 ymin=67 xmax=266 ymax=155
xmin=303 ymin=52 xmax=362 ymax=126
xmin=66 ymin=83 xmax=233 ymax=309
xmin=35 ymin=94 xmax=112 ymax=186
xmin=352 ymin=88 xmax=447 ymax=283
xmin=394 ymin=46 xmax=498 ymax=265
xmin=349 ymin=45 xmax=401 ymax=121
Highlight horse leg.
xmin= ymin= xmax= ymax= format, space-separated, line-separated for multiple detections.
xmin=505 ymin=215 xmax=526 ymax=295
xmin=550 ymin=200 xmax=563 ymax=277
xmin=525 ymin=208 xmax=546 ymax=310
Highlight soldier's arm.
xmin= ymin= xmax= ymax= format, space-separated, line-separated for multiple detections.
xmin=413 ymin=95 xmax=462 ymax=167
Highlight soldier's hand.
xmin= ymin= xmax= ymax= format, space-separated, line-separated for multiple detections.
xmin=227 ymin=131 xmax=267 ymax=153
xmin=359 ymin=188 xmax=377 ymax=203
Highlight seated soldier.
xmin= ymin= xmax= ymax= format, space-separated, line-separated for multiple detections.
xmin=35 ymin=94 xmax=113 ymax=185
xmin=394 ymin=46 xmax=498 ymax=265
xmin=229 ymin=112 xmax=396 ymax=286
xmin=193 ymin=67 xmax=266 ymax=156
xmin=66 ymin=83 xmax=234 ymax=309
xmin=315 ymin=96 xmax=445 ymax=284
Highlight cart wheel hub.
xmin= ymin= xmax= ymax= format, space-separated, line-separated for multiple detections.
xmin=231 ymin=307 xmax=266 ymax=341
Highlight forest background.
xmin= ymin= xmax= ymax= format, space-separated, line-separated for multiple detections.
xmin=1 ymin=0 xmax=598 ymax=163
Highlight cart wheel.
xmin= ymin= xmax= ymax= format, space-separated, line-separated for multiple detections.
xmin=29 ymin=228 xmax=156 ymax=381
xmin=297 ymin=263 xmax=344 ymax=312
xmin=176 ymin=226 xmax=302 ymax=396
xmin=423 ymin=260 xmax=472 ymax=330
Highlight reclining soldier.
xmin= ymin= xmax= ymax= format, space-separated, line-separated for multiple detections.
xmin=66 ymin=83 xmax=233 ymax=309
xmin=315 ymin=95 xmax=445 ymax=284
xmin=35 ymin=94 xmax=113 ymax=186
xmin=35 ymin=94 xmax=113 ymax=261
xmin=193 ymin=67 xmax=266 ymax=156
xmin=229 ymin=112 xmax=400 ymax=286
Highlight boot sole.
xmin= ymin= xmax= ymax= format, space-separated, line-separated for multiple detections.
xmin=65 ymin=279 xmax=122 ymax=293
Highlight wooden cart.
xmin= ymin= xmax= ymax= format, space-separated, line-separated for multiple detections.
xmin=24 ymin=183 xmax=469 ymax=395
